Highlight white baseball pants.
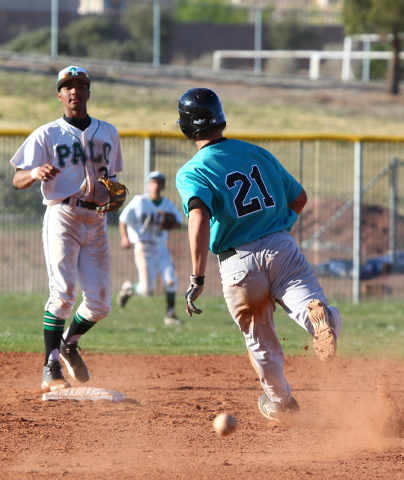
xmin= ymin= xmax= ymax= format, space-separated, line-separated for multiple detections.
xmin=134 ymin=241 xmax=178 ymax=296
xmin=219 ymin=231 xmax=341 ymax=404
xmin=43 ymin=203 xmax=111 ymax=322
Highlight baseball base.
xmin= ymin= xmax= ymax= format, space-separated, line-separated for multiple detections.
xmin=42 ymin=387 xmax=125 ymax=402
xmin=213 ymin=412 xmax=238 ymax=437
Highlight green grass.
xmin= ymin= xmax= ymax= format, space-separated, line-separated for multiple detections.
xmin=1 ymin=69 xmax=404 ymax=136
xmin=1 ymin=294 xmax=403 ymax=359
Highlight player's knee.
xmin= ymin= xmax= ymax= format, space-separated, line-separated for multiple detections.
xmin=46 ymin=296 xmax=75 ymax=319
xmin=164 ymin=277 xmax=178 ymax=293
xmin=135 ymin=283 xmax=153 ymax=296
xmin=78 ymin=297 xmax=111 ymax=322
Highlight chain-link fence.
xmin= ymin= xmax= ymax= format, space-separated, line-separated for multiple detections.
xmin=2 ymin=130 xmax=404 ymax=301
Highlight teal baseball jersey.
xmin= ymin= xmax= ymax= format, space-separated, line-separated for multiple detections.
xmin=175 ymin=138 xmax=302 ymax=255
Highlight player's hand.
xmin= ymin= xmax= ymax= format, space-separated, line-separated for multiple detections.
xmin=31 ymin=165 xmax=61 ymax=182
xmin=185 ymin=275 xmax=205 ymax=317
xmin=185 ymin=283 xmax=204 ymax=316
xmin=121 ymin=238 xmax=131 ymax=249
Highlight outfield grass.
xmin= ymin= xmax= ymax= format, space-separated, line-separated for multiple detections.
xmin=1 ymin=294 xmax=403 ymax=359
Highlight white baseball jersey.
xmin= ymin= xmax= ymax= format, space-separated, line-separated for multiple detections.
xmin=10 ymin=116 xmax=124 ymax=323
xmin=119 ymin=194 xmax=182 ymax=246
xmin=10 ymin=117 xmax=123 ymax=205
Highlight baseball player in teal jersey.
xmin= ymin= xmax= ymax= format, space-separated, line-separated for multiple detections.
xmin=10 ymin=66 xmax=125 ymax=392
xmin=175 ymin=88 xmax=341 ymax=421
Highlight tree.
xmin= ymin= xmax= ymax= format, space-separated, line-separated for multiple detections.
xmin=175 ymin=0 xmax=246 ymax=23
xmin=343 ymin=0 xmax=404 ymax=94
xmin=3 ymin=9 xmax=173 ymax=64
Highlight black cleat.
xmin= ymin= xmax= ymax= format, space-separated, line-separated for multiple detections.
xmin=60 ymin=341 xmax=90 ymax=383
xmin=117 ymin=280 xmax=134 ymax=308
xmin=41 ymin=360 xmax=71 ymax=392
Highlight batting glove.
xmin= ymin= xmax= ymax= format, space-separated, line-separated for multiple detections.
xmin=185 ymin=275 xmax=205 ymax=317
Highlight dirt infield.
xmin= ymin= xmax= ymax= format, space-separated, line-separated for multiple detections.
xmin=1 ymin=352 xmax=404 ymax=479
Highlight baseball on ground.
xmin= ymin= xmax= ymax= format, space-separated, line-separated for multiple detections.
xmin=213 ymin=412 xmax=238 ymax=437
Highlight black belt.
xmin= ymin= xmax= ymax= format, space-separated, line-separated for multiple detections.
xmin=218 ymin=247 xmax=237 ymax=262
xmin=62 ymin=197 xmax=98 ymax=210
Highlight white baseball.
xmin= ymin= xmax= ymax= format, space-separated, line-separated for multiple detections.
xmin=213 ymin=412 xmax=238 ymax=437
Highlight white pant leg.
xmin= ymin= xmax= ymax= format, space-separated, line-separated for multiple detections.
xmin=156 ymin=243 xmax=178 ymax=293
xmin=76 ymin=211 xmax=111 ymax=322
xmin=43 ymin=204 xmax=111 ymax=322
xmin=219 ymin=252 xmax=292 ymax=404
xmin=134 ymin=242 xmax=157 ymax=296
xmin=43 ymin=205 xmax=81 ymax=319
xmin=264 ymin=232 xmax=341 ymax=338
xmin=220 ymin=231 xmax=341 ymax=404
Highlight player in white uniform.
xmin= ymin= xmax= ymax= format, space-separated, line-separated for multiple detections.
xmin=10 ymin=66 xmax=124 ymax=392
xmin=175 ymin=88 xmax=342 ymax=421
xmin=117 ymin=171 xmax=183 ymax=325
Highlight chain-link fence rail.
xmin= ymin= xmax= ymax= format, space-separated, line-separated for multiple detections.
xmin=2 ymin=130 xmax=404 ymax=302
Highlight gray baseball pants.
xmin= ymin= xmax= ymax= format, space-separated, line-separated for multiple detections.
xmin=218 ymin=231 xmax=341 ymax=404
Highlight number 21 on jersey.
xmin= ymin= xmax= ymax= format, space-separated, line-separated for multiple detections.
xmin=226 ymin=165 xmax=275 ymax=218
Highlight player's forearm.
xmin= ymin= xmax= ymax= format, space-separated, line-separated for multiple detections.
xmin=13 ymin=165 xmax=61 ymax=190
xmin=188 ymin=208 xmax=210 ymax=277
xmin=12 ymin=169 xmax=37 ymax=190
xmin=119 ymin=221 xmax=129 ymax=238
xmin=119 ymin=221 xmax=131 ymax=243
xmin=119 ymin=221 xmax=132 ymax=249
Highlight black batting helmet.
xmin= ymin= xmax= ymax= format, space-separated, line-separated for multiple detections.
xmin=177 ymin=88 xmax=226 ymax=140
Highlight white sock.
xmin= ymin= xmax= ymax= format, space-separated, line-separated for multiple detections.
xmin=48 ymin=348 xmax=59 ymax=362
xmin=67 ymin=335 xmax=82 ymax=344
xmin=62 ymin=328 xmax=82 ymax=345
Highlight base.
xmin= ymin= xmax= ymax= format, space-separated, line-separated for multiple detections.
xmin=42 ymin=387 xmax=125 ymax=402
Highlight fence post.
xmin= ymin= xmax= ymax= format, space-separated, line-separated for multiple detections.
xmin=353 ymin=141 xmax=362 ymax=303
xmin=51 ymin=0 xmax=58 ymax=58
xmin=212 ymin=51 xmax=221 ymax=71
xmin=309 ymin=52 xmax=320 ymax=80
xmin=388 ymin=157 xmax=398 ymax=265
xmin=342 ymin=36 xmax=352 ymax=82
xmin=299 ymin=140 xmax=304 ymax=249
xmin=144 ymin=136 xmax=154 ymax=193
xmin=362 ymin=38 xmax=371 ymax=82
xmin=153 ymin=1 xmax=161 ymax=68
xmin=254 ymin=7 xmax=262 ymax=75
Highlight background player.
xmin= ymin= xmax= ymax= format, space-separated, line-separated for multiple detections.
xmin=175 ymin=88 xmax=342 ymax=421
xmin=117 ymin=171 xmax=183 ymax=325
xmin=10 ymin=66 xmax=124 ymax=392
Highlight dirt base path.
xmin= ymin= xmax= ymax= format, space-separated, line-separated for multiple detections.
xmin=1 ymin=352 xmax=404 ymax=479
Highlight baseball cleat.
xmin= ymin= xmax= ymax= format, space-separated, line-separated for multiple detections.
xmin=59 ymin=341 xmax=90 ymax=383
xmin=307 ymin=299 xmax=337 ymax=363
xmin=41 ymin=360 xmax=71 ymax=392
xmin=258 ymin=393 xmax=299 ymax=421
xmin=117 ymin=280 xmax=134 ymax=308
xmin=164 ymin=309 xmax=183 ymax=326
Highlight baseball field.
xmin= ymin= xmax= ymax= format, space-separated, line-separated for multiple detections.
xmin=1 ymin=294 xmax=404 ymax=479
xmin=1 ymin=65 xmax=404 ymax=479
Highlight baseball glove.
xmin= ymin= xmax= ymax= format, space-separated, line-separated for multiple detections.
xmin=158 ymin=211 xmax=177 ymax=230
xmin=96 ymin=177 xmax=128 ymax=213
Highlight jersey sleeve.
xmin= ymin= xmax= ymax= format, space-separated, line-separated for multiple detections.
xmin=107 ymin=129 xmax=123 ymax=177
xmin=119 ymin=196 xmax=141 ymax=226
xmin=266 ymin=152 xmax=302 ymax=204
xmin=10 ymin=128 xmax=52 ymax=171
xmin=119 ymin=201 xmax=133 ymax=224
xmin=176 ymin=167 xmax=214 ymax=217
